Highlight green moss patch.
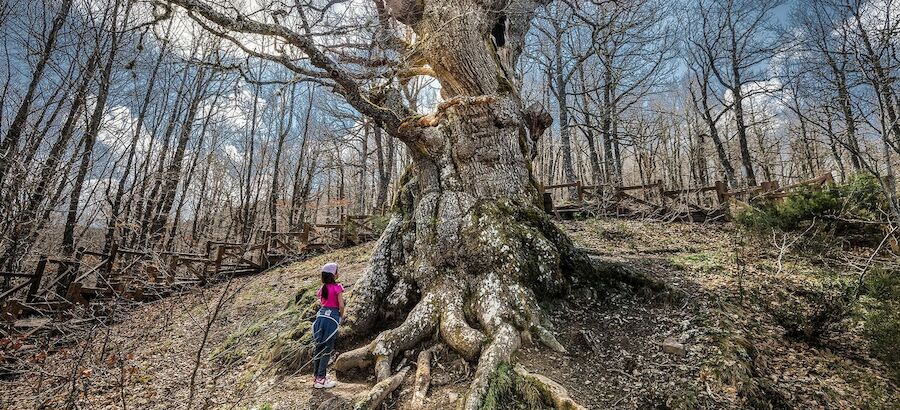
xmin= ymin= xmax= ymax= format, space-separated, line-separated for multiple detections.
xmin=212 ymin=280 xmax=321 ymax=374
xmin=481 ymin=363 xmax=549 ymax=410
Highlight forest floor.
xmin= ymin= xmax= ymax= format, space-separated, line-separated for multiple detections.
xmin=2 ymin=218 xmax=898 ymax=409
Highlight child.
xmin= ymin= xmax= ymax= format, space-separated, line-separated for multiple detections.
xmin=312 ymin=262 xmax=343 ymax=389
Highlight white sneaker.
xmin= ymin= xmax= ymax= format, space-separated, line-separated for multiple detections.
xmin=316 ymin=378 xmax=336 ymax=389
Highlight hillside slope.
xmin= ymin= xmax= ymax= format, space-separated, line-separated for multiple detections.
xmin=2 ymin=219 xmax=897 ymax=409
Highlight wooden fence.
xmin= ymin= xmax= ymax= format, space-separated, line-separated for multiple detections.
xmin=0 ymin=215 xmax=382 ymax=326
xmin=542 ymin=171 xmax=836 ymax=220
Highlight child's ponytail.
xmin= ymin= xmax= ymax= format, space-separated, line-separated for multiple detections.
xmin=321 ymin=271 xmax=336 ymax=299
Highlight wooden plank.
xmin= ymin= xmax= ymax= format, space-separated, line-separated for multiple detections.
xmin=662 ymin=186 xmax=718 ymax=196
xmin=544 ymin=182 xmax=579 ymax=190
xmin=0 ymin=272 xmax=37 ymax=278
xmin=617 ymin=182 xmax=660 ymax=192
xmin=617 ymin=191 xmax=664 ymax=210
xmin=25 ymin=258 xmax=46 ymax=303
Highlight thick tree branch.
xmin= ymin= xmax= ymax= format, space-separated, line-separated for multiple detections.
xmin=163 ymin=0 xmax=413 ymax=139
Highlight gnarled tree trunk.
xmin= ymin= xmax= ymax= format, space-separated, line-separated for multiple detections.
xmin=168 ymin=0 xmax=626 ymax=407
xmin=330 ymin=1 xmax=597 ymax=408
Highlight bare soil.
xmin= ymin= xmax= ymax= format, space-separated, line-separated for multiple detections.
xmin=2 ymin=219 xmax=897 ymax=409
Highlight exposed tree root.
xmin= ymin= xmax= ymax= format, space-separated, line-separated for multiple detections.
xmin=332 ymin=342 xmax=373 ymax=373
xmin=328 ymin=199 xmax=675 ymax=409
xmin=410 ymin=346 xmax=434 ymax=408
xmin=513 ymin=365 xmax=586 ymax=410
xmin=463 ymin=323 xmax=521 ymax=410
xmin=353 ymin=366 xmax=410 ymax=410
xmin=438 ymin=289 xmax=486 ymax=361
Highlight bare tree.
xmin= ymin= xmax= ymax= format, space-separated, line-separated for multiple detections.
xmin=693 ymin=0 xmax=785 ymax=187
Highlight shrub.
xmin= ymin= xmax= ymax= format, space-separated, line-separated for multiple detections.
xmin=736 ymin=173 xmax=890 ymax=245
xmin=862 ymin=268 xmax=900 ymax=382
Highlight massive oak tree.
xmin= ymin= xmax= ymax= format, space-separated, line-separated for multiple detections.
xmin=161 ymin=0 xmax=623 ymax=407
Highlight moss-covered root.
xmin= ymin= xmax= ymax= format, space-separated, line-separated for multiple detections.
xmin=462 ymin=323 xmax=521 ymax=410
xmin=341 ymin=216 xmax=403 ymax=339
xmin=354 ymin=366 xmax=410 ymax=410
xmin=514 ymin=365 xmax=586 ymax=410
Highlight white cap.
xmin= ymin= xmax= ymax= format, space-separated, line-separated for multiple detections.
xmin=321 ymin=262 xmax=338 ymax=275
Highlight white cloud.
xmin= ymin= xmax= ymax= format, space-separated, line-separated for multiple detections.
xmin=96 ymin=104 xmax=153 ymax=157
xmin=223 ymin=143 xmax=242 ymax=164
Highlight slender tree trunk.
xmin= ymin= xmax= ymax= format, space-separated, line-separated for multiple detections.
xmin=830 ymin=59 xmax=862 ymax=170
xmin=62 ymin=0 xmax=125 ymax=256
xmin=139 ymin=69 xmax=192 ymax=246
xmin=691 ymin=78 xmax=737 ymax=187
xmin=374 ymin=125 xmax=389 ymax=211
xmin=577 ymin=67 xmax=603 ymax=185
xmin=149 ymin=69 xmax=207 ymax=245
xmin=0 ymin=45 xmax=101 ymax=270
xmin=103 ymin=18 xmax=173 ymax=253
xmin=241 ymin=81 xmax=261 ymax=242
xmin=552 ymin=19 xmax=576 ymax=191
xmin=0 ymin=0 xmax=73 ymax=185
xmin=359 ymin=124 xmax=369 ymax=214
xmin=270 ymin=84 xmax=295 ymax=233
xmin=289 ymin=86 xmax=315 ymax=228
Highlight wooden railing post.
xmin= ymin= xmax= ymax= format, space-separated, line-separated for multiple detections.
xmin=168 ymin=256 xmax=178 ymax=284
xmin=214 ymin=245 xmax=225 ymax=278
xmin=542 ymin=192 xmax=554 ymax=214
xmin=57 ymin=247 xmax=84 ymax=296
xmin=104 ymin=243 xmax=118 ymax=279
xmin=259 ymin=239 xmax=270 ymax=270
xmin=714 ymin=181 xmax=727 ymax=205
xmin=26 ymin=256 xmax=47 ymax=303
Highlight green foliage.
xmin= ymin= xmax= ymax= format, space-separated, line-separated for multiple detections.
xmin=368 ymin=215 xmax=390 ymax=236
xmin=212 ymin=281 xmax=320 ymax=372
xmin=861 ymin=269 xmax=900 ymax=382
xmin=736 ymin=173 xmax=889 ymax=244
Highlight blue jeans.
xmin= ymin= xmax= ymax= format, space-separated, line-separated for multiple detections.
xmin=312 ymin=307 xmax=340 ymax=379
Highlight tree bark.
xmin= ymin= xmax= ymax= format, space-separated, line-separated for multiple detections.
xmin=0 ymin=0 xmax=73 ymax=185
xmin=62 ymin=0 xmax=126 ymax=256
xmin=170 ymin=1 xmax=613 ymax=407
xmin=552 ymin=18 xmax=577 ymax=193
